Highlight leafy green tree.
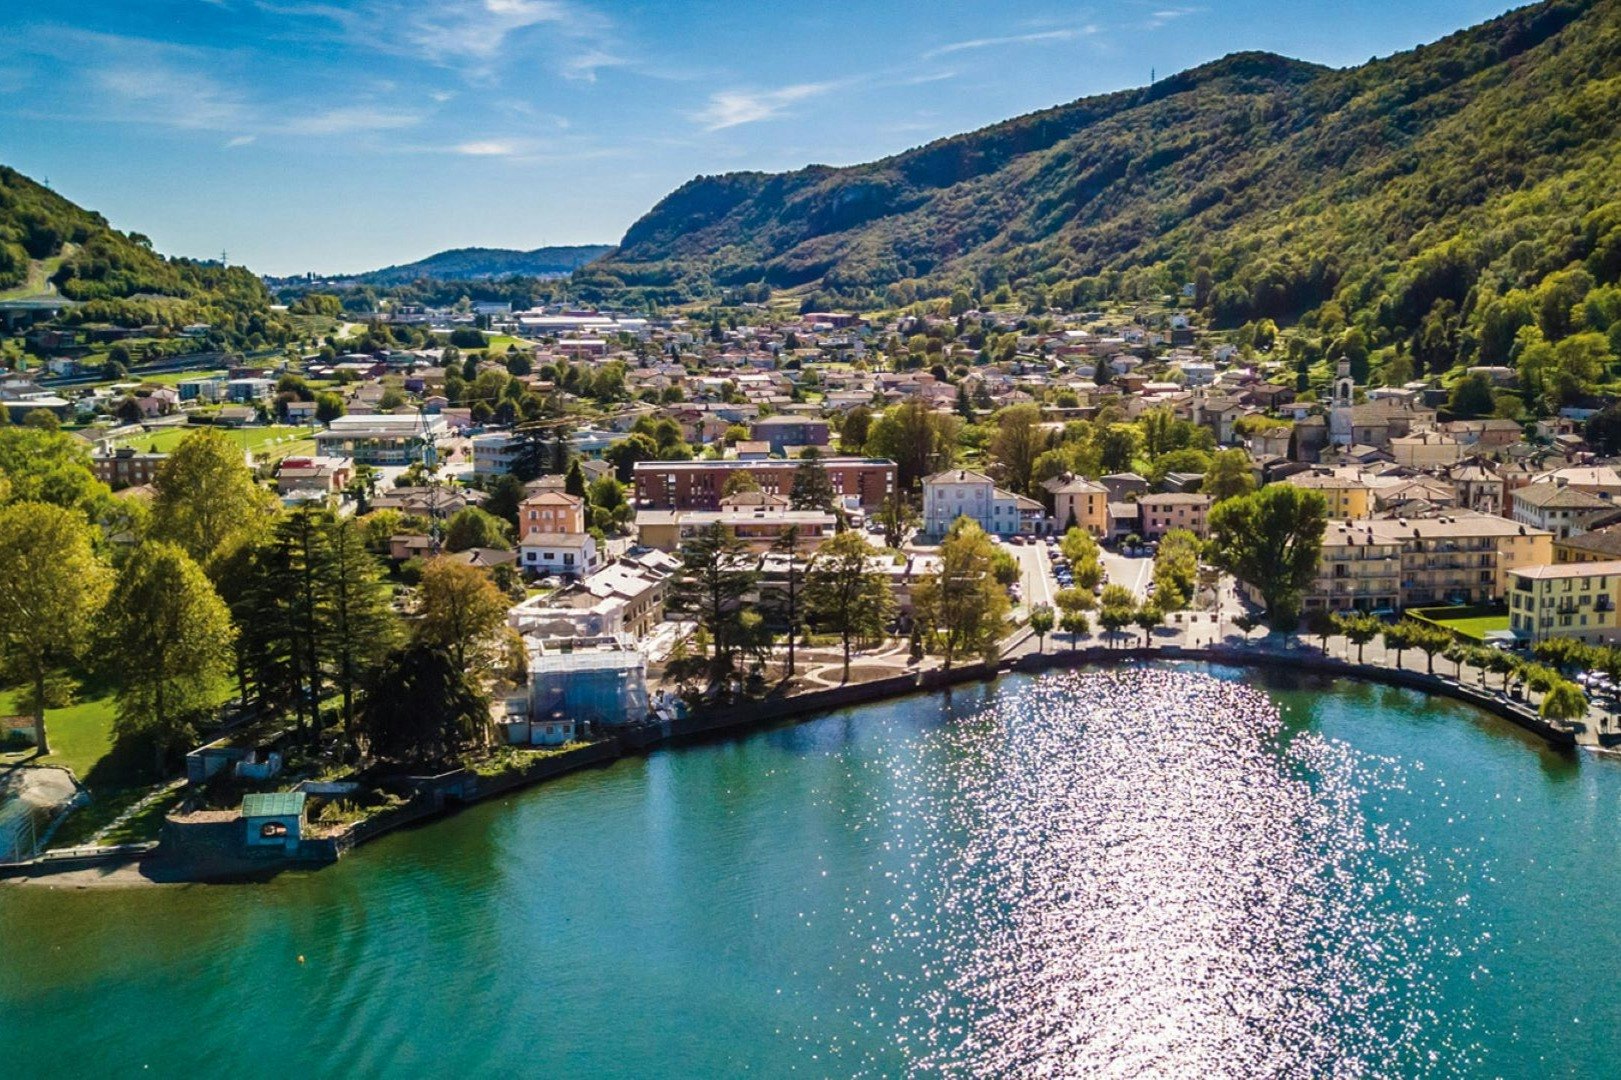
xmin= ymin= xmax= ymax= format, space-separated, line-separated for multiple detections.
xmin=668 ymin=522 xmax=759 ymax=680
xmin=359 ymin=644 xmax=491 ymax=764
xmin=1207 ymin=486 xmax=1328 ymax=628
xmin=1381 ymin=621 xmax=1414 ymax=669
xmin=722 ymin=469 xmax=761 ymax=497
xmin=912 ymin=519 xmax=1010 ymax=670
xmin=1060 ymin=608 xmax=1090 ymax=647
xmin=1133 ymin=602 xmax=1163 ymax=646
xmin=1151 ymin=529 xmax=1201 ymax=610
xmin=865 ymin=400 xmax=959 ymax=491
xmin=1202 ymin=448 xmax=1256 ymax=503
xmin=1541 ymin=680 xmax=1589 ymax=726
xmin=1029 ymin=604 xmax=1055 ymax=652
xmin=1408 ymin=621 xmax=1452 ymax=675
xmin=1446 ymin=373 xmax=1496 ymax=419
xmin=875 ymin=490 xmax=918 ymax=549
xmin=804 ymin=531 xmax=894 ymax=682
xmin=444 ymin=506 xmax=512 ymax=552
xmin=1097 ymin=425 xmax=1139 ymax=474
xmin=100 ymin=541 xmax=235 ymax=772
xmin=0 ymin=427 xmax=109 ymax=513
xmin=769 ymin=526 xmax=806 ymax=677
xmin=483 ymin=473 xmax=528 ymax=528
xmin=0 ymin=502 xmax=112 ymax=754
xmin=988 ymin=404 xmax=1045 ymax=495
xmin=1333 ymin=612 xmax=1381 ymax=663
xmin=606 ymin=432 xmax=659 ymax=483
xmin=1303 ymin=608 xmax=1337 ymax=653
xmin=412 ymin=557 xmax=512 ymax=676
xmin=150 ymin=429 xmax=274 ymax=569
xmin=315 ymin=391 xmax=346 ymax=422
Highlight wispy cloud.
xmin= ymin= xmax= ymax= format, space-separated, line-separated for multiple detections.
xmin=454 ymin=139 xmax=520 ymax=156
xmin=257 ymin=0 xmax=625 ymax=84
xmin=691 ymin=81 xmax=846 ymax=131
xmin=224 ymin=134 xmax=257 ymax=148
xmin=1144 ymin=6 xmax=1200 ymax=29
xmin=924 ymin=27 xmax=1097 ymax=59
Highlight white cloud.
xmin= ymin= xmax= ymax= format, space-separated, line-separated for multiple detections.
xmin=225 ymin=134 xmax=257 ymax=147
xmin=691 ymin=81 xmax=844 ymax=131
xmin=282 ymin=106 xmax=423 ymax=135
xmin=454 ymin=139 xmax=518 ymax=156
xmin=924 ymin=27 xmax=1098 ymax=60
xmin=1144 ymin=7 xmax=1200 ymax=29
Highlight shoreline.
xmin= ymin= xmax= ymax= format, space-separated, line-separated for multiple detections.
xmin=1 ymin=642 xmax=1577 ymax=888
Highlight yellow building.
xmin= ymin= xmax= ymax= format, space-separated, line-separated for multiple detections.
xmin=1303 ymin=511 xmax=1553 ymax=613
xmin=1047 ymin=476 xmax=1109 ymax=537
xmin=1509 ymin=560 xmax=1621 ymax=645
xmin=1281 ymin=469 xmax=1373 ymax=519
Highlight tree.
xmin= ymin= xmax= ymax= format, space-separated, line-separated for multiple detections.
xmin=413 ymin=558 xmax=512 ymax=676
xmin=1097 ymin=425 xmax=1139 ymax=474
xmin=359 ymin=644 xmax=491 ymax=764
xmin=912 ymin=519 xmax=1010 ymax=670
xmin=1408 ymin=621 xmax=1451 ymax=675
xmin=1202 ymin=448 xmax=1255 ymax=503
xmin=1133 ymin=602 xmax=1163 ymax=647
xmin=1381 ymin=621 xmax=1413 ymax=670
xmin=770 ymin=526 xmax=806 ymax=678
xmin=1447 ymin=373 xmax=1496 ymax=419
xmin=0 ymin=427 xmax=109 ymax=513
xmin=322 ymin=519 xmax=401 ymax=741
xmin=1334 ymin=612 xmax=1381 ymax=664
xmin=1487 ymin=647 xmax=1519 ymax=691
xmin=0 ymin=503 xmax=112 ymax=755
xmin=483 ymin=473 xmax=528 ymax=528
xmin=790 ymin=455 xmax=838 ymax=513
xmin=865 ymin=400 xmax=958 ymax=491
xmin=1150 ymin=529 xmax=1200 ymax=610
xmin=344 ymin=463 xmax=379 ymax=515
xmin=988 ymin=404 xmax=1044 ymax=495
xmin=1029 ymin=604 xmax=1055 ymax=652
xmin=1060 ymin=609 xmax=1090 ymax=647
xmin=1304 ymin=608 xmax=1336 ymax=653
xmin=1585 ymin=404 xmax=1621 ymax=456
xmin=1207 ymin=486 xmax=1328 ymax=628
xmin=565 ymin=459 xmax=588 ymax=498
xmin=100 ymin=542 xmax=235 ymax=772
xmin=804 ymin=531 xmax=894 ymax=682
xmin=1541 ymin=680 xmax=1589 ymax=726
xmin=23 ymin=408 xmax=60 ymax=431
xmin=722 ymin=469 xmax=761 ymax=497
xmin=875 ymin=490 xmax=918 ymax=549
xmin=839 ymin=405 xmax=872 ymax=453
xmin=315 ymin=391 xmax=346 ymax=423
xmin=150 ymin=429 xmax=274 ymax=569
xmin=668 ymin=522 xmax=759 ymax=680
xmin=606 ymin=432 xmax=658 ymax=483
xmin=443 ymin=507 xmax=512 ymax=552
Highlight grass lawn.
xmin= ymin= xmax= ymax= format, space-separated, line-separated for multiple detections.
xmin=0 ymin=685 xmax=121 ymax=782
xmin=112 ymin=423 xmax=317 ymax=459
xmin=1411 ymin=608 xmax=1510 ymax=641
xmin=481 ymin=334 xmax=536 ymax=353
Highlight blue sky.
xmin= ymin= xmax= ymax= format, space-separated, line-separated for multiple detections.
xmin=0 ymin=0 xmax=1514 ymax=275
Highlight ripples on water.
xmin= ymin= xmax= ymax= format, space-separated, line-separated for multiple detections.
xmin=828 ymin=669 xmax=1476 ymax=1078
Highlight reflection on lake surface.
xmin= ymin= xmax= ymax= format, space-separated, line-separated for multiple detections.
xmin=3 ymin=664 xmax=1618 ymax=1077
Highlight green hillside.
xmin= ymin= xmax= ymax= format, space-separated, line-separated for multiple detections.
xmin=0 ymin=166 xmax=278 ymax=335
xmin=341 ymin=245 xmax=614 ymax=286
xmin=588 ymin=0 xmax=1621 ymax=376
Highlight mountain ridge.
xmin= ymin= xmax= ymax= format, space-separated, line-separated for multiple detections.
xmin=583 ymin=0 xmax=1617 ymax=361
xmin=325 ymin=245 xmax=614 ymax=287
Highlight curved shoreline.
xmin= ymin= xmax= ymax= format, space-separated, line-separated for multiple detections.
xmin=0 ymin=643 xmax=1575 ymax=887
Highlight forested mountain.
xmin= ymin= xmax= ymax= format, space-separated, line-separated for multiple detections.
xmin=0 ymin=165 xmax=285 ymax=345
xmin=585 ymin=0 xmax=1621 ymax=375
xmin=340 ymin=245 xmax=613 ymax=286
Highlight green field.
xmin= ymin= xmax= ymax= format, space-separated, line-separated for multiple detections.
xmin=0 ymin=685 xmax=119 ymax=781
xmin=111 ymin=423 xmax=317 ymax=460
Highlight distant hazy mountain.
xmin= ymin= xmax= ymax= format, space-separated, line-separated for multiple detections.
xmin=587 ymin=0 xmax=1621 ymax=347
xmin=339 ymin=245 xmax=613 ymax=286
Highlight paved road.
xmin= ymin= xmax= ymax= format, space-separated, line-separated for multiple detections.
xmin=1017 ymin=540 xmax=1055 ymax=612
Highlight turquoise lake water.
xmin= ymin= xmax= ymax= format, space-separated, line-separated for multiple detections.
xmin=3 ymin=664 xmax=1620 ymax=1076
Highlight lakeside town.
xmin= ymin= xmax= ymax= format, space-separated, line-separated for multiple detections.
xmin=5 ymin=286 xmax=1621 ymax=877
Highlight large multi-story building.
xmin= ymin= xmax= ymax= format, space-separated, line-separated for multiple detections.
xmin=1508 ymin=561 xmax=1621 ymax=645
xmin=635 ymin=507 xmax=838 ymax=553
xmin=92 ymin=448 xmax=166 ymax=489
xmin=1046 ymin=475 xmax=1109 ymax=536
xmin=1137 ymin=492 xmax=1213 ymax=539
xmin=314 ymin=414 xmax=444 ymax=466
xmin=633 ymin=458 xmax=895 ymax=511
xmin=1302 ymin=512 xmax=1553 ymax=613
xmin=749 ymin=415 xmax=830 ymax=454
xmin=1280 ymin=469 xmax=1374 ymax=519
xmin=1510 ymin=481 xmax=1621 ymax=540
xmin=921 ymin=469 xmax=1045 ymax=539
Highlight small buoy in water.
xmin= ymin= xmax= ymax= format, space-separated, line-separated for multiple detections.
xmin=297 ymin=955 xmax=306 ymax=964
